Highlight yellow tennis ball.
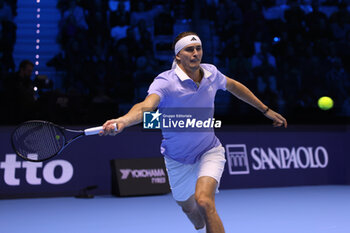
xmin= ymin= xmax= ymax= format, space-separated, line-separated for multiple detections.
xmin=318 ymin=96 xmax=333 ymax=110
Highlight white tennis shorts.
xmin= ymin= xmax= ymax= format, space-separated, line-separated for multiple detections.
xmin=164 ymin=145 xmax=226 ymax=202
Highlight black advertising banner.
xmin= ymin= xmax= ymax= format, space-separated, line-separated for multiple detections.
xmin=110 ymin=157 xmax=170 ymax=197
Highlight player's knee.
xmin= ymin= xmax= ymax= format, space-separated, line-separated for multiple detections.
xmin=195 ymin=193 xmax=215 ymax=214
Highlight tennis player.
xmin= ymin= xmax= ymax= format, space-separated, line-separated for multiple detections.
xmin=102 ymin=31 xmax=287 ymax=233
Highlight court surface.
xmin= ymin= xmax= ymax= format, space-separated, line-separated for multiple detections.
xmin=1 ymin=185 xmax=350 ymax=233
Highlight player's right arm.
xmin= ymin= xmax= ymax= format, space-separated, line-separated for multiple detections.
xmin=101 ymin=94 xmax=160 ymax=135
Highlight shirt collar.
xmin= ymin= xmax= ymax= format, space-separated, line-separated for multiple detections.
xmin=175 ymin=64 xmax=212 ymax=82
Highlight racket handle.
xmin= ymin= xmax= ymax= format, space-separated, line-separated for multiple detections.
xmin=84 ymin=123 xmax=118 ymax=136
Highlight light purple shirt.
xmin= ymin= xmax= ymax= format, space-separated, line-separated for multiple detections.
xmin=147 ymin=63 xmax=227 ymax=164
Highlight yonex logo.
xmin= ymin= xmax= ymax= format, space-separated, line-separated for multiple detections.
xmin=143 ymin=110 xmax=162 ymax=129
xmin=225 ymin=144 xmax=250 ymax=175
xmin=190 ymin=37 xmax=197 ymax=41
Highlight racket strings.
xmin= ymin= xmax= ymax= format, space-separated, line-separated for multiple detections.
xmin=12 ymin=122 xmax=65 ymax=161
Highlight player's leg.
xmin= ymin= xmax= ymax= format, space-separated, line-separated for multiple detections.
xmin=195 ymin=145 xmax=226 ymax=233
xmin=195 ymin=176 xmax=224 ymax=233
xmin=164 ymin=156 xmax=205 ymax=231
xmin=176 ymin=194 xmax=205 ymax=230
xmin=164 ymin=145 xmax=225 ymax=232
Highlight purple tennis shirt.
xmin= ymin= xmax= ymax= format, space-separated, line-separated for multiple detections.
xmin=147 ymin=64 xmax=227 ymax=164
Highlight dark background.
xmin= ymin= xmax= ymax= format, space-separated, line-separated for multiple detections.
xmin=0 ymin=0 xmax=349 ymax=126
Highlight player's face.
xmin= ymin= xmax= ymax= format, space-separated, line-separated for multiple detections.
xmin=176 ymin=43 xmax=202 ymax=71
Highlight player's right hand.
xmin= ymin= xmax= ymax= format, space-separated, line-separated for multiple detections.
xmin=100 ymin=118 xmax=126 ymax=136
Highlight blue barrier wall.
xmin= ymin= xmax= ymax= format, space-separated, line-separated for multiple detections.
xmin=1 ymin=125 xmax=349 ymax=198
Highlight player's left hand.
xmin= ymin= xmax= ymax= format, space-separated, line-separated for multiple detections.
xmin=264 ymin=109 xmax=287 ymax=128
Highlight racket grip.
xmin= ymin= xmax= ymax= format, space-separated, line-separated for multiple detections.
xmin=84 ymin=123 xmax=118 ymax=136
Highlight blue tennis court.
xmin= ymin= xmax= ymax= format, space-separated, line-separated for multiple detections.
xmin=2 ymin=185 xmax=350 ymax=233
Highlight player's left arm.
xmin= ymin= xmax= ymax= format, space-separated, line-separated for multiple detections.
xmin=225 ymin=76 xmax=287 ymax=128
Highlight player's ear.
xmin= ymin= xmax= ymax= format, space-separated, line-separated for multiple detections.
xmin=175 ymin=53 xmax=181 ymax=62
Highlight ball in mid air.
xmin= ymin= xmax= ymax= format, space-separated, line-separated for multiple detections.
xmin=318 ymin=96 xmax=333 ymax=110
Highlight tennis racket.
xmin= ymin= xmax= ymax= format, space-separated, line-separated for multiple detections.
xmin=11 ymin=120 xmax=117 ymax=162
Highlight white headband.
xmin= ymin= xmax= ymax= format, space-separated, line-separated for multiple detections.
xmin=174 ymin=35 xmax=202 ymax=55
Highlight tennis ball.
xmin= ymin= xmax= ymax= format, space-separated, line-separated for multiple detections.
xmin=55 ymin=135 xmax=60 ymax=140
xmin=318 ymin=96 xmax=333 ymax=110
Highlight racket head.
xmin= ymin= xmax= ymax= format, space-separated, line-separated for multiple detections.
xmin=11 ymin=120 xmax=66 ymax=162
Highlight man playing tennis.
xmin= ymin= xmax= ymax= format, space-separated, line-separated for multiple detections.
xmin=102 ymin=31 xmax=287 ymax=233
